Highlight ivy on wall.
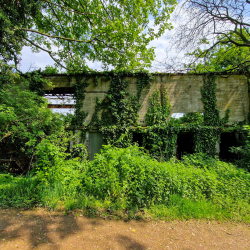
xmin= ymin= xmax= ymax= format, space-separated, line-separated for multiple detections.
xmin=24 ymin=70 xmax=238 ymax=160
xmin=142 ymin=87 xmax=178 ymax=161
xmin=68 ymin=71 xmax=152 ymax=147
xmin=194 ymin=75 xmax=230 ymax=156
xmin=68 ymin=72 xmax=233 ymax=160
xmin=71 ymin=74 xmax=90 ymax=127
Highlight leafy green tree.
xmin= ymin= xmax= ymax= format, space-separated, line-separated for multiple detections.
xmin=0 ymin=79 xmax=66 ymax=173
xmin=187 ymin=35 xmax=250 ymax=73
xmin=0 ymin=0 xmax=177 ymax=71
xmin=0 ymin=0 xmax=41 ymax=66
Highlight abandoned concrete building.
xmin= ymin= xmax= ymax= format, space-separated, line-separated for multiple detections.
xmin=43 ymin=73 xmax=249 ymax=160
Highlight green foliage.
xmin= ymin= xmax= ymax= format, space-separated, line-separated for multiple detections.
xmin=71 ymin=74 xmax=90 ymax=127
xmin=0 ymin=173 xmax=40 ymax=207
xmin=142 ymin=125 xmax=179 ymax=161
xmin=143 ymin=87 xmax=178 ymax=160
xmin=145 ymin=88 xmax=171 ymax=126
xmin=70 ymin=144 xmax=88 ymax=162
xmin=0 ymin=0 xmax=40 ymax=66
xmin=188 ymin=31 xmax=250 ymax=74
xmin=85 ymin=145 xmax=250 ymax=208
xmin=2 ymin=146 xmax=250 ymax=222
xmin=230 ymin=125 xmax=250 ymax=171
xmin=25 ymin=70 xmax=46 ymax=96
xmin=42 ymin=65 xmax=59 ymax=75
xmin=0 ymin=62 xmax=20 ymax=88
xmin=98 ymin=74 xmax=141 ymax=147
xmin=195 ymin=75 xmax=230 ymax=156
xmin=180 ymin=112 xmax=204 ymax=125
xmin=83 ymin=145 xmax=168 ymax=207
xmin=0 ymin=0 xmax=177 ymax=71
xmin=0 ymin=81 xmax=65 ymax=173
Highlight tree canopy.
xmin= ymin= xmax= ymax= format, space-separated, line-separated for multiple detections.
xmin=169 ymin=0 xmax=250 ymax=73
xmin=0 ymin=0 xmax=177 ymax=72
xmin=187 ymin=34 xmax=250 ymax=73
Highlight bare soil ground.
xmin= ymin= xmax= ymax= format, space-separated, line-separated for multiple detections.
xmin=0 ymin=208 xmax=250 ymax=250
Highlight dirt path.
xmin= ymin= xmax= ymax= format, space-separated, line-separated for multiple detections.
xmin=0 ymin=208 xmax=250 ymax=250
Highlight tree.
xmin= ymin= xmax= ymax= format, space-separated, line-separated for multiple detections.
xmin=0 ymin=58 xmax=86 ymax=174
xmin=0 ymin=78 xmax=64 ymax=173
xmin=0 ymin=0 xmax=177 ymax=71
xmin=0 ymin=0 xmax=41 ymax=66
xmin=170 ymin=0 xmax=250 ymax=73
xmin=186 ymin=35 xmax=250 ymax=73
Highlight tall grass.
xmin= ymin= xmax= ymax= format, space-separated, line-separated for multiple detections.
xmin=1 ymin=145 xmax=250 ymax=222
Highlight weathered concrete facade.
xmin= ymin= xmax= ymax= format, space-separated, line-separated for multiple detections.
xmin=43 ymin=74 xmax=249 ymax=125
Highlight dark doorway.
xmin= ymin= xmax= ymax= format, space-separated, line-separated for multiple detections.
xmin=219 ymin=132 xmax=237 ymax=161
xmin=89 ymin=132 xmax=106 ymax=161
xmin=133 ymin=133 xmax=143 ymax=147
xmin=176 ymin=133 xmax=195 ymax=159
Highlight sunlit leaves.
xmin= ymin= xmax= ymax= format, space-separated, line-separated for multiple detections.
xmin=0 ymin=0 xmax=177 ymax=71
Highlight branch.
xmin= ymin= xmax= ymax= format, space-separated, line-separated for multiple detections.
xmin=25 ymin=38 xmax=71 ymax=71
xmin=42 ymin=0 xmax=96 ymax=16
xmin=216 ymin=32 xmax=250 ymax=47
xmin=94 ymin=38 xmax=125 ymax=54
xmin=21 ymin=28 xmax=94 ymax=43
xmin=0 ymin=131 xmax=13 ymax=142
xmin=0 ymin=159 xmax=16 ymax=163
xmin=56 ymin=0 xmax=113 ymax=26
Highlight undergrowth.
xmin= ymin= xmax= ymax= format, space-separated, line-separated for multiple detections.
xmin=1 ymin=145 xmax=250 ymax=222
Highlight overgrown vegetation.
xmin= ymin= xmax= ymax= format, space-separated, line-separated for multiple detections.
xmin=1 ymin=145 xmax=250 ymax=222
xmin=0 ymin=65 xmax=85 ymax=174
xmin=1 ymin=68 xmax=250 ymax=222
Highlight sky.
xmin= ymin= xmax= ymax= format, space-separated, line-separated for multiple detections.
xmin=18 ymin=35 xmax=174 ymax=73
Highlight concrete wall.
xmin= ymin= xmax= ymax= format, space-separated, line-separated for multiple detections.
xmin=44 ymin=74 xmax=249 ymax=125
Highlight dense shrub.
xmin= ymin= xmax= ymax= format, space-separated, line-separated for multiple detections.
xmin=1 ymin=145 xmax=250 ymax=221
xmin=82 ymin=146 xmax=250 ymax=208
xmin=0 ymin=82 xmax=65 ymax=173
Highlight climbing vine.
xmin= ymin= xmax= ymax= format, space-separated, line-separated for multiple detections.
xmin=194 ymin=75 xmax=230 ymax=156
xmin=68 ymin=72 xmax=233 ymax=160
xmin=67 ymin=71 xmax=152 ymax=147
xmin=23 ymin=69 xmax=237 ymax=160
xmin=91 ymin=72 xmax=152 ymax=147
xmin=142 ymin=87 xmax=178 ymax=161
xmin=24 ymin=70 xmax=46 ymax=96
xmin=71 ymin=74 xmax=90 ymax=127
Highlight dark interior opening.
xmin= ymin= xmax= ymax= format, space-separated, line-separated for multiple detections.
xmin=44 ymin=87 xmax=75 ymax=95
xmin=133 ymin=133 xmax=143 ymax=147
xmin=219 ymin=132 xmax=238 ymax=161
xmin=176 ymin=133 xmax=195 ymax=159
